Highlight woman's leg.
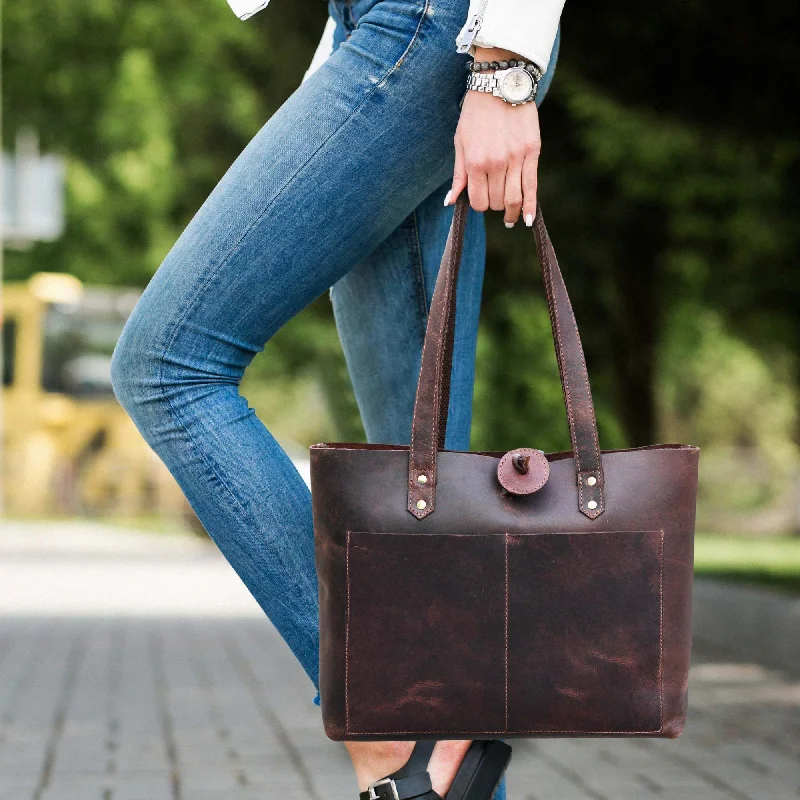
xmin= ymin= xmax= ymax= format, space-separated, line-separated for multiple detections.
xmin=111 ymin=0 xmax=474 ymax=739
xmin=112 ymin=0 xmax=474 ymax=682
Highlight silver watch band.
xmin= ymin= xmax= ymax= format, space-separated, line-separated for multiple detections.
xmin=466 ymin=71 xmax=500 ymax=94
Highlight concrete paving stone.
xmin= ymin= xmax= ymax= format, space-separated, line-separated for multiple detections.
xmin=2 ymin=523 xmax=799 ymax=800
xmin=184 ymin=793 xmax=309 ymax=800
xmin=180 ymin=775 xmax=246 ymax=791
xmin=720 ymin=740 xmax=800 ymax=783
xmin=649 ymin=739 xmax=796 ymax=800
xmin=37 ymin=777 xmax=114 ymax=797
xmin=530 ymin=740 xmax=662 ymax=799
xmin=0 ymin=789 xmax=39 ymax=800
xmin=589 ymin=740 xmax=737 ymax=797
xmin=113 ymin=791 xmax=174 ymax=800
xmin=506 ymin=750 xmax=602 ymax=800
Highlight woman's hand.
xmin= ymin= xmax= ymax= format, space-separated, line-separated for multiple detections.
xmin=446 ymin=47 xmax=541 ymax=228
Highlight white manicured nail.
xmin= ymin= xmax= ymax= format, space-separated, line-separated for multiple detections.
xmin=525 ymin=213 xmax=534 ymax=227
xmin=443 ymin=190 xmax=452 ymax=206
xmin=504 ymin=221 xmax=514 ymax=228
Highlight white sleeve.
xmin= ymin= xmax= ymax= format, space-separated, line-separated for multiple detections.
xmin=302 ymin=15 xmax=337 ymax=84
xmin=226 ymin=0 xmax=272 ymax=20
xmin=226 ymin=0 xmax=335 ymax=84
xmin=227 ymin=1 xmax=335 ymax=85
xmin=455 ymin=0 xmax=565 ymax=72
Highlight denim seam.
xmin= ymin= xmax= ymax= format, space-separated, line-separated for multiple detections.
xmin=375 ymin=0 xmax=431 ymax=89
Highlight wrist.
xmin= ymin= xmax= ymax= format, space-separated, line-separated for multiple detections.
xmin=473 ymin=45 xmax=522 ymax=63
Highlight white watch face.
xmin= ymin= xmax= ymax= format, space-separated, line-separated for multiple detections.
xmin=500 ymin=68 xmax=534 ymax=104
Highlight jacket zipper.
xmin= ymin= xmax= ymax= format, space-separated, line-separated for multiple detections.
xmin=455 ymin=0 xmax=489 ymax=53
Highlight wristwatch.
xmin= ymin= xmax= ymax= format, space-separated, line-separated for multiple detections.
xmin=466 ymin=65 xmax=539 ymax=106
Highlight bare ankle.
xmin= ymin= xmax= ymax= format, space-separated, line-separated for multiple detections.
xmin=345 ymin=740 xmax=415 ymax=792
xmin=428 ymin=740 xmax=472 ymax=797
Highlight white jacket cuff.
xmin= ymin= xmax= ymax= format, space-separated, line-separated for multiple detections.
xmin=227 ymin=0 xmax=271 ymax=20
xmin=460 ymin=0 xmax=565 ymax=71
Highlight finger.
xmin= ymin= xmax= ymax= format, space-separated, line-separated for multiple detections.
xmin=445 ymin=137 xmax=468 ymax=205
xmin=487 ymin=157 xmax=507 ymax=213
xmin=503 ymin=158 xmax=523 ymax=228
xmin=467 ymin=167 xmax=490 ymax=213
xmin=521 ymin=149 xmax=539 ymax=227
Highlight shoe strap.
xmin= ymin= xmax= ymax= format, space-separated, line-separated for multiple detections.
xmin=358 ymin=772 xmax=436 ymax=800
xmin=394 ymin=741 xmax=436 ymax=778
xmin=358 ymin=741 xmax=441 ymax=800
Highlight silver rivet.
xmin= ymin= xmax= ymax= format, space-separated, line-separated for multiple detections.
xmin=587 ymin=500 xmax=598 ymax=510
xmin=416 ymin=499 xmax=427 ymax=510
xmin=417 ymin=474 xmax=428 ymax=485
xmin=587 ymin=476 xmax=597 ymax=487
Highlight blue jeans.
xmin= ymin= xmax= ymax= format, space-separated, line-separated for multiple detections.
xmin=111 ymin=0 xmax=559 ymax=794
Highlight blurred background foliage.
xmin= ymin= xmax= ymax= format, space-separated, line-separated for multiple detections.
xmin=4 ymin=0 xmax=799 ymax=533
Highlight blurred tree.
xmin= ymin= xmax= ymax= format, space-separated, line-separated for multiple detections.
xmin=533 ymin=0 xmax=800 ymax=444
xmin=5 ymin=0 xmax=798 ymax=529
xmin=3 ymin=0 xmax=327 ymax=284
xmin=659 ymin=303 xmax=797 ymax=532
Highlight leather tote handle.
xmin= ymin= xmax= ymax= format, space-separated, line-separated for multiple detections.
xmin=407 ymin=193 xmax=605 ymax=520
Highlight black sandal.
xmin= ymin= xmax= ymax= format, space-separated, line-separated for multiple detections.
xmin=359 ymin=740 xmax=512 ymax=800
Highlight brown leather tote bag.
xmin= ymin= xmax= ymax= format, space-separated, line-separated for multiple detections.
xmin=311 ymin=195 xmax=699 ymax=741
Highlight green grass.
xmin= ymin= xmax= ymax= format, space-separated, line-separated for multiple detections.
xmin=694 ymin=533 xmax=800 ymax=593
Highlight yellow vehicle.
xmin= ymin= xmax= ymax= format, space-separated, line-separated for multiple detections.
xmin=2 ymin=273 xmax=190 ymax=521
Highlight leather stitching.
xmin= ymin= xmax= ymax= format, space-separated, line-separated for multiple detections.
xmin=343 ymin=529 xmax=664 ymax=737
xmin=536 ymin=223 xmax=572 ymax=440
xmin=539 ymin=228 xmax=579 ymax=467
xmin=408 ymin=225 xmax=440 ymax=510
xmin=429 ymin=205 xmax=463 ymax=469
xmin=659 ymin=529 xmax=664 ymax=732
xmin=504 ymin=532 xmax=509 ymax=732
xmin=409 ymin=204 xmax=602 ymax=519
xmin=552 ymin=251 xmax=604 ymax=508
xmin=344 ymin=729 xmax=664 ymax=735
xmin=345 ymin=530 xmax=351 ymax=735
xmin=408 ymin=198 xmax=466 ymax=517
xmin=564 ymin=292 xmax=604 ymax=510
xmin=534 ymin=214 xmax=604 ymax=516
xmin=403 ymin=209 xmax=429 ymax=514
xmin=350 ymin=529 xmax=651 ymax=537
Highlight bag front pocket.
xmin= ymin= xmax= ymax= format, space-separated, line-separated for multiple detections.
xmin=506 ymin=530 xmax=664 ymax=734
xmin=344 ymin=529 xmax=664 ymax=736
xmin=345 ymin=531 xmax=506 ymax=735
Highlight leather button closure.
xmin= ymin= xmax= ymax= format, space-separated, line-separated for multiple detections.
xmin=497 ymin=448 xmax=550 ymax=496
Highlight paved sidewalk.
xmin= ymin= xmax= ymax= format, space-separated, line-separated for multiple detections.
xmin=0 ymin=522 xmax=798 ymax=800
